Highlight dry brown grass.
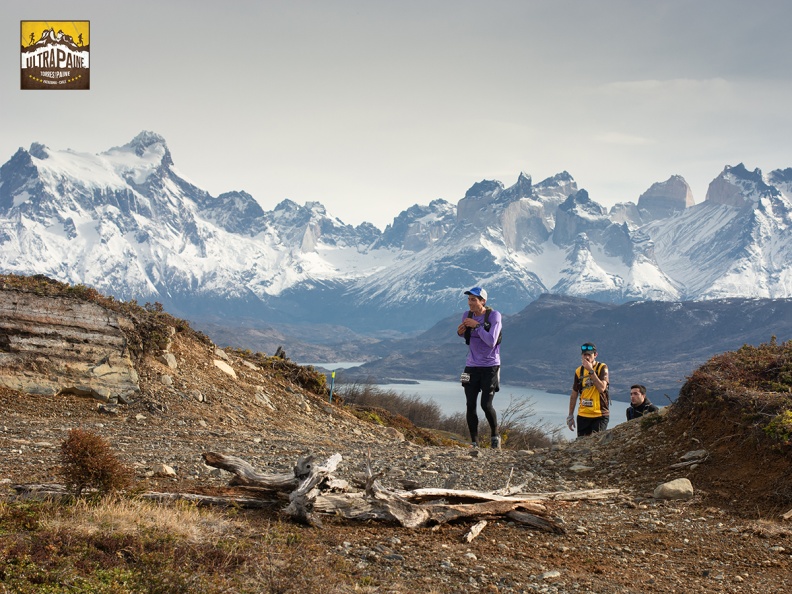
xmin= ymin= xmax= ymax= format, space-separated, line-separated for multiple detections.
xmin=0 ymin=498 xmax=361 ymax=593
xmin=39 ymin=497 xmax=238 ymax=543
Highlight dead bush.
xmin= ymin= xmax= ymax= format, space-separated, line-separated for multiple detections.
xmin=60 ymin=429 xmax=133 ymax=497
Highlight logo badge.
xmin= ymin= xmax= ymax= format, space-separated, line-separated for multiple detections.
xmin=21 ymin=21 xmax=90 ymax=90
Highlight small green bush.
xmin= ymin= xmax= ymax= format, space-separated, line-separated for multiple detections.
xmin=640 ymin=413 xmax=665 ymax=430
xmin=763 ymin=410 xmax=792 ymax=443
xmin=60 ymin=429 xmax=133 ymax=497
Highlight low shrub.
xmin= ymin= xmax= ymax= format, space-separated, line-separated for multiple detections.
xmin=764 ymin=410 xmax=792 ymax=444
xmin=60 ymin=429 xmax=133 ymax=497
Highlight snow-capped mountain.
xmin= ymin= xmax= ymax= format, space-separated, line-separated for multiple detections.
xmin=647 ymin=164 xmax=792 ymax=300
xmin=0 ymin=132 xmax=790 ymax=333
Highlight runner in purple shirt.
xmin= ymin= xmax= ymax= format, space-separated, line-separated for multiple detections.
xmin=456 ymin=287 xmax=502 ymax=449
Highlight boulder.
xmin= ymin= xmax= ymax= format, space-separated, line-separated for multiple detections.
xmin=653 ymin=478 xmax=694 ymax=500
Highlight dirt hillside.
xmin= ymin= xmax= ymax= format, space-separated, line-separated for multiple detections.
xmin=1 ymin=283 xmax=791 ymax=593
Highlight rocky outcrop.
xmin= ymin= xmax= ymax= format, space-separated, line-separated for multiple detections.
xmin=637 ymin=175 xmax=695 ymax=221
xmin=705 ymin=164 xmax=775 ymax=208
xmin=0 ymin=289 xmax=139 ymax=399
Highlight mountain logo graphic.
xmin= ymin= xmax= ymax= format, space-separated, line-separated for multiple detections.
xmin=20 ymin=20 xmax=90 ymax=90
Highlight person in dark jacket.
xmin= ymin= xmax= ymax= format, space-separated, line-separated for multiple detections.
xmin=626 ymin=384 xmax=659 ymax=420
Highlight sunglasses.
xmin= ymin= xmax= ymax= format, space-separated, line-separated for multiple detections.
xmin=580 ymin=345 xmax=595 ymax=352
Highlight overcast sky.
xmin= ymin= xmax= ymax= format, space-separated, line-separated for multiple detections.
xmin=3 ymin=0 xmax=792 ymax=228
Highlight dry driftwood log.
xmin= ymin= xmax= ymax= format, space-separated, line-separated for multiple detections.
xmin=199 ymin=451 xmax=611 ymax=532
xmin=9 ymin=452 xmax=615 ymax=536
xmin=282 ymin=453 xmax=342 ymax=526
xmin=201 ymin=452 xmax=298 ymax=489
xmin=140 ymin=491 xmax=271 ymax=508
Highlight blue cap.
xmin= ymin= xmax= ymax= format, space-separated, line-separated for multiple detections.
xmin=464 ymin=287 xmax=488 ymax=300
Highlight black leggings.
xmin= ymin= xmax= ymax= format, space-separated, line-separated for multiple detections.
xmin=463 ymin=366 xmax=499 ymax=442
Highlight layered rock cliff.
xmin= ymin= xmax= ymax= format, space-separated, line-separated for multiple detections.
xmin=0 ymin=288 xmax=140 ymax=399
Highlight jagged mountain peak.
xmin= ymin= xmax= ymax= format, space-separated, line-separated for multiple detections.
xmin=558 ymin=189 xmax=602 ymax=213
xmin=552 ymin=189 xmax=611 ymax=247
xmin=768 ymin=167 xmax=792 ymax=184
xmin=104 ymin=130 xmax=173 ymax=168
xmin=499 ymin=172 xmax=533 ymax=201
xmin=204 ymin=190 xmax=266 ymax=235
xmin=541 ymin=171 xmax=574 ymax=184
xmin=706 ymin=163 xmax=779 ymax=207
xmin=271 ymin=199 xmax=332 ymax=224
xmin=127 ymin=130 xmax=168 ymax=151
xmin=533 ymin=171 xmax=578 ymax=204
xmin=464 ymin=179 xmax=504 ymax=199
xmin=376 ymin=198 xmax=456 ymax=250
xmin=28 ymin=142 xmax=49 ymax=160
xmin=723 ymin=162 xmax=762 ymax=181
xmin=265 ymin=198 xmax=379 ymax=251
xmin=637 ymin=175 xmax=695 ymax=222
xmin=304 ymin=201 xmax=328 ymax=216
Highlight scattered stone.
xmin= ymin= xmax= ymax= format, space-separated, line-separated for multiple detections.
xmin=569 ymin=464 xmax=594 ymax=473
xmin=117 ymin=392 xmax=133 ymax=405
xmin=681 ymin=449 xmax=708 ymax=461
xmin=654 ymin=478 xmax=694 ymax=500
xmin=160 ymin=374 xmax=173 ymax=386
xmin=159 ymin=353 xmax=178 ymax=369
xmin=382 ymin=427 xmax=405 ymax=441
xmin=213 ymin=359 xmax=236 ymax=378
xmin=541 ymin=570 xmax=561 ymax=580
xmin=153 ymin=464 xmax=176 ymax=477
xmin=97 ymin=403 xmax=119 ymax=415
xmin=214 ymin=348 xmax=230 ymax=361
xmin=255 ymin=391 xmax=275 ymax=409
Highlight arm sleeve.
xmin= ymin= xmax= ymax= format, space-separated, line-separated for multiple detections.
xmin=476 ymin=310 xmax=502 ymax=348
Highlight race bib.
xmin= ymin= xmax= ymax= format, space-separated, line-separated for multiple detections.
xmin=581 ymin=399 xmax=594 ymax=408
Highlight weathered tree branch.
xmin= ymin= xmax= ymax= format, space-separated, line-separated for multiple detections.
xmin=283 ymin=453 xmax=343 ymax=526
xmin=201 ymin=452 xmax=297 ymax=489
xmin=140 ymin=491 xmax=271 ymax=508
